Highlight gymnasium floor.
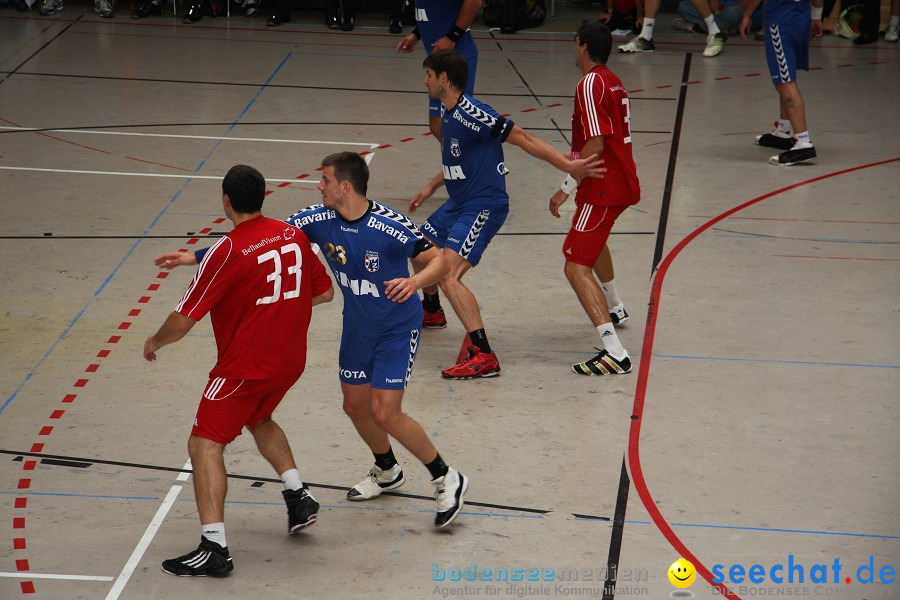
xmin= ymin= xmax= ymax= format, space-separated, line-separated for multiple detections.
xmin=1 ymin=2 xmax=898 ymax=599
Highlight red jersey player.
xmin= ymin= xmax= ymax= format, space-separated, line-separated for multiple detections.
xmin=549 ymin=22 xmax=641 ymax=377
xmin=144 ymin=164 xmax=334 ymax=577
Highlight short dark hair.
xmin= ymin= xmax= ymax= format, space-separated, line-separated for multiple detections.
xmin=321 ymin=151 xmax=369 ymax=196
xmin=222 ymin=164 xmax=266 ymax=214
xmin=422 ymin=50 xmax=468 ymax=92
xmin=576 ymin=22 xmax=613 ymax=64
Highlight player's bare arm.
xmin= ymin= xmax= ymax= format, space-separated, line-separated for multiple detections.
xmin=408 ymin=171 xmax=446 ymax=213
xmin=143 ymin=311 xmax=197 ymax=361
xmin=740 ymin=0 xmax=764 ymax=38
xmin=155 ymin=251 xmax=198 ymax=269
xmin=505 ymin=125 xmax=606 ymax=181
xmin=431 ymin=0 xmax=483 ymax=52
xmin=384 ymin=246 xmax=449 ymax=303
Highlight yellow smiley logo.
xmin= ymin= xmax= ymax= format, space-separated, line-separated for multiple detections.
xmin=668 ymin=558 xmax=697 ymax=588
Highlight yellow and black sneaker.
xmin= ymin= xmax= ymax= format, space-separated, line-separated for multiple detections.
xmin=572 ymin=348 xmax=632 ymax=376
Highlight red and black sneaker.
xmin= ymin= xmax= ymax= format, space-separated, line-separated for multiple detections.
xmin=423 ymin=308 xmax=448 ymax=329
xmin=441 ymin=346 xmax=500 ymax=380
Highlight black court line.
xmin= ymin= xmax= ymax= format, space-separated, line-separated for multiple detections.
xmin=2 ymin=448 xmax=553 ymax=515
xmin=1 ymin=17 xmax=79 ymax=86
xmin=603 ymin=52 xmax=693 ymax=600
xmin=0 ymin=231 xmax=656 ymax=240
xmin=1 ymin=71 xmax=679 ymax=102
xmin=0 ymin=122 xmax=673 ymax=135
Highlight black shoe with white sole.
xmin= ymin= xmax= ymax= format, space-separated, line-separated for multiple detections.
xmin=161 ymin=536 xmax=233 ymax=577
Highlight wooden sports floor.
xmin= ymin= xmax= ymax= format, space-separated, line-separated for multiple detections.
xmin=1 ymin=2 xmax=898 ymax=598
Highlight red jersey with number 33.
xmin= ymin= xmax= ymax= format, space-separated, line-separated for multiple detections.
xmin=176 ymin=215 xmax=332 ymax=380
xmin=572 ymin=65 xmax=641 ymax=207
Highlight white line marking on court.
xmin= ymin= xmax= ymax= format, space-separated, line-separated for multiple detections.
xmin=104 ymin=459 xmax=191 ymax=600
xmin=0 ymin=166 xmax=320 ymax=184
xmin=0 ymin=572 xmax=114 ymax=581
xmin=0 ymin=126 xmax=379 ymax=148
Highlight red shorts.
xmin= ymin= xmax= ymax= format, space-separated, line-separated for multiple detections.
xmin=562 ymin=203 xmax=628 ymax=267
xmin=192 ymin=374 xmax=300 ymax=444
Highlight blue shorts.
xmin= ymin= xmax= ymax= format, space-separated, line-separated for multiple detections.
xmin=339 ymin=327 xmax=420 ymax=390
xmin=421 ymin=202 xmax=508 ymax=267
xmin=765 ymin=20 xmax=810 ymax=84
xmin=428 ymin=48 xmax=478 ymax=118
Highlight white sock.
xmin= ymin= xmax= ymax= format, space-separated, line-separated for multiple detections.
xmin=281 ymin=468 xmax=303 ymax=491
xmin=704 ymin=15 xmax=720 ymax=36
xmin=775 ymin=119 xmax=792 ymax=136
xmin=794 ymin=131 xmax=811 ymax=146
xmin=889 ymin=15 xmax=899 ymax=27
xmin=202 ymin=523 xmax=227 ymax=548
xmin=640 ymin=18 xmax=655 ymax=40
xmin=600 ymin=279 xmax=623 ymax=309
xmin=597 ymin=323 xmax=627 ymax=360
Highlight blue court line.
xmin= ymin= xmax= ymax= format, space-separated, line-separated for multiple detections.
xmin=655 ymin=354 xmax=899 ymax=369
xmin=4 ymin=490 xmax=895 ymax=538
xmin=573 ymin=517 xmax=900 ymax=540
xmin=0 ymin=52 xmax=293 ymax=417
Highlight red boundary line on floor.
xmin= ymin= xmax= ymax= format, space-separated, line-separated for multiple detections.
xmin=627 ymin=155 xmax=900 ymax=598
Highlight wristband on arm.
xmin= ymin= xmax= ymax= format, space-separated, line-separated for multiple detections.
xmin=811 ymin=5 xmax=822 ymax=19
xmin=412 ymin=27 xmax=421 ymax=39
xmin=560 ymin=175 xmax=577 ymax=195
xmin=446 ymin=24 xmax=466 ymax=42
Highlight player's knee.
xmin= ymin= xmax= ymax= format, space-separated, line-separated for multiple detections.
xmin=564 ymin=261 xmax=588 ymax=283
xmin=370 ymin=405 xmax=401 ymax=432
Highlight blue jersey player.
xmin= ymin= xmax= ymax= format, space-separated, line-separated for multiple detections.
xmin=741 ymin=0 xmax=823 ymax=165
xmin=408 ymin=50 xmax=606 ymax=380
xmin=161 ymin=153 xmax=470 ymax=529
xmin=397 ymin=0 xmax=482 ymax=140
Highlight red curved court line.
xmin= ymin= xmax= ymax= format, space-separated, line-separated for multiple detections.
xmin=627 ymin=156 xmax=900 ymax=598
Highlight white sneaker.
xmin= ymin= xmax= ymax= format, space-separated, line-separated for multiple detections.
xmin=433 ymin=467 xmax=468 ymax=528
xmin=39 ymin=0 xmax=62 ymax=15
xmin=95 ymin=0 xmax=113 ymax=17
xmin=618 ymin=36 xmax=655 ymax=53
xmin=346 ymin=464 xmax=405 ymax=501
xmin=886 ymin=24 xmax=899 ymax=43
xmin=609 ymin=303 xmax=629 ymax=326
xmin=702 ymin=31 xmax=726 ymax=57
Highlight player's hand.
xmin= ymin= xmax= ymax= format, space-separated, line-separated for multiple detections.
xmin=397 ymin=33 xmax=419 ymax=53
xmin=383 ymin=277 xmax=417 ymax=303
xmin=568 ymin=153 xmax=606 ymax=182
xmin=408 ymin=184 xmax=436 ymax=213
xmin=143 ymin=337 xmax=160 ymax=362
xmin=549 ymin=190 xmax=569 ymax=219
xmin=154 ymin=251 xmax=196 ymax=270
xmin=431 ymin=37 xmax=457 ymax=52
xmin=811 ymin=19 xmax=824 ymax=38
xmin=740 ymin=15 xmax=752 ymax=40
xmin=596 ymin=11 xmax=612 ymax=23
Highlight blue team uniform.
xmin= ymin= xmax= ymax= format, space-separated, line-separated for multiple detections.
xmin=763 ymin=0 xmax=812 ymax=84
xmin=421 ymin=94 xmax=515 ymax=267
xmin=196 ymin=201 xmax=432 ymax=390
xmin=415 ymin=0 xmax=478 ymax=117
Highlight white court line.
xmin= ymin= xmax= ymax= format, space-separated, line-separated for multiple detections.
xmin=0 ymin=126 xmax=379 ymax=147
xmin=0 ymin=166 xmax=320 ymax=183
xmin=104 ymin=460 xmax=192 ymax=600
xmin=0 ymin=573 xmax=114 ymax=581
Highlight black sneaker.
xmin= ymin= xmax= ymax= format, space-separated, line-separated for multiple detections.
xmin=755 ymin=133 xmax=794 ymax=150
xmin=389 ymin=16 xmax=402 ymax=34
xmin=283 ymin=488 xmax=319 ymax=534
xmin=266 ymin=15 xmax=285 ymax=26
xmin=131 ymin=0 xmax=161 ymax=18
xmin=572 ymin=348 xmax=632 ymax=375
xmin=182 ymin=2 xmax=202 ymax=23
xmin=340 ymin=12 xmax=355 ymax=31
xmin=770 ymin=144 xmax=816 ymax=166
xmin=161 ymin=536 xmax=233 ymax=577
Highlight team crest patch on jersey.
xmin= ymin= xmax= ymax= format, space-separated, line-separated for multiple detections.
xmin=364 ymin=251 xmax=380 ymax=273
xmin=496 ymin=162 xmax=509 ymax=175
xmin=283 ymin=227 xmax=296 ymax=240
xmin=450 ymin=138 xmax=462 ymax=158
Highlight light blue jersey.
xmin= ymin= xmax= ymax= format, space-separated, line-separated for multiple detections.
xmin=440 ymin=94 xmax=516 ymax=210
